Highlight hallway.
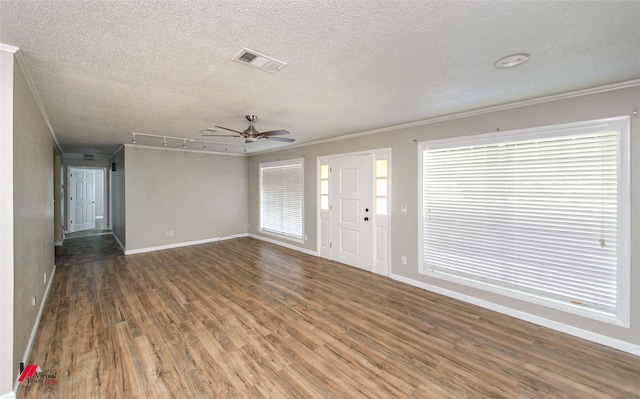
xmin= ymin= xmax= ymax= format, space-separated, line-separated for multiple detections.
xmin=55 ymin=233 xmax=122 ymax=267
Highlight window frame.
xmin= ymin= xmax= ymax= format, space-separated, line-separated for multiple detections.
xmin=259 ymin=158 xmax=305 ymax=243
xmin=418 ymin=116 xmax=630 ymax=327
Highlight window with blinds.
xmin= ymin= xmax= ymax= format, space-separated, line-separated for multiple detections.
xmin=419 ymin=117 xmax=630 ymax=325
xmin=260 ymin=158 xmax=304 ymax=241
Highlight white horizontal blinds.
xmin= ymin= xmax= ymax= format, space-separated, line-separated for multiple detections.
xmin=422 ymin=129 xmax=619 ymax=315
xmin=260 ymin=159 xmax=303 ymax=239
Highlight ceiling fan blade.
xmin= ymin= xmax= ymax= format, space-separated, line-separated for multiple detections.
xmin=201 ymin=134 xmax=241 ymax=137
xmin=214 ymin=125 xmax=245 ymax=135
xmin=261 ymin=129 xmax=290 ymax=136
xmin=266 ymin=136 xmax=295 ymax=142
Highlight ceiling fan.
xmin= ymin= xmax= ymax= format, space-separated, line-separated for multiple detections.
xmin=202 ymin=115 xmax=295 ymax=144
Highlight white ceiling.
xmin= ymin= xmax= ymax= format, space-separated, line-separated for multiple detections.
xmin=1 ymin=1 xmax=639 ymax=156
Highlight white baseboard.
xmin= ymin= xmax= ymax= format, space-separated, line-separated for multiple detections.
xmin=390 ymin=273 xmax=640 ymax=357
xmin=248 ymin=234 xmax=318 ymax=256
xmin=0 ymin=391 xmax=16 ymax=399
xmin=124 ymin=233 xmax=249 ymax=255
xmin=13 ymin=264 xmax=56 ymax=393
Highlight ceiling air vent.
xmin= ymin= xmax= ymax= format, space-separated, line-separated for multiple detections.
xmin=232 ymin=48 xmax=287 ymax=73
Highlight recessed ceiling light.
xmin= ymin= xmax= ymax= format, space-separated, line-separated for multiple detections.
xmin=494 ymin=53 xmax=530 ymax=69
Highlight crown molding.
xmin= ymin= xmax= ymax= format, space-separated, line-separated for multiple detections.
xmin=5 ymin=45 xmax=64 ymax=155
xmin=109 ymin=144 xmax=125 ymax=159
xmin=0 ymin=43 xmax=19 ymax=53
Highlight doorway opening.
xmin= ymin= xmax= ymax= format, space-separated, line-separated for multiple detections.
xmin=66 ymin=166 xmax=109 ymax=237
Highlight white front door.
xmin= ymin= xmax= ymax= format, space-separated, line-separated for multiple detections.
xmin=68 ymin=168 xmax=96 ymax=232
xmin=330 ymin=154 xmax=373 ymax=270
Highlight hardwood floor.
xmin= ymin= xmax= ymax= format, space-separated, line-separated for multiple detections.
xmin=20 ymin=236 xmax=640 ymax=398
xmin=64 ymin=228 xmax=113 ymax=239
xmin=55 ymin=234 xmax=122 ymax=267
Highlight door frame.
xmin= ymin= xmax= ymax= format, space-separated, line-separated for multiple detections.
xmin=65 ymin=166 xmax=109 ymax=234
xmin=317 ymin=148 xmax=391 ymax=276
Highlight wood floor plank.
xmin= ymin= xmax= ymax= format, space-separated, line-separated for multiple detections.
xmin=18 ymin=236 xmax=640 ymax=398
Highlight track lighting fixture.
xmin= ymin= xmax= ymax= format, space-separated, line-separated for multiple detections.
xmin=129 ymin=132 xmax=244 ymax=153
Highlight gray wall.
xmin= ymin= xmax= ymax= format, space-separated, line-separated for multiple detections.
xmin=53 ymin=152 xmax=62 ymax=244
xmin=124 ymin=146 xmax=248 ymax=252
xmin=111 ymin=147 xmax=126 ymax=247
xmin=248 ymin=85 xmax=640 ymax=348
xmin=11 ymin=53 xmax=55 ymax=386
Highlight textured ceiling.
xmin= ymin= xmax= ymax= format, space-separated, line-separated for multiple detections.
xmin=1 ymin=1 xmax=640 ymax=156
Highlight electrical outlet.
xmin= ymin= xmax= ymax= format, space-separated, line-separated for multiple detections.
xmin=401 ymin=206 xmax=407 ymax=215
xmin=31 ymin=297 xmax=36 ymax=307
xmin=44 ymin=273 xmax=47 ymax=284
xmin=401 ymin=256 xmax=407 ymax=265
xmin=169 ymin=231 xmax=174 ymax=237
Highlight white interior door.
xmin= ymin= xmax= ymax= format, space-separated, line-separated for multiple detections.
xmin=330 ymin=154 xmax=373 ymax=270
xmin=68 ymin=168 xmax=96 ymax=232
